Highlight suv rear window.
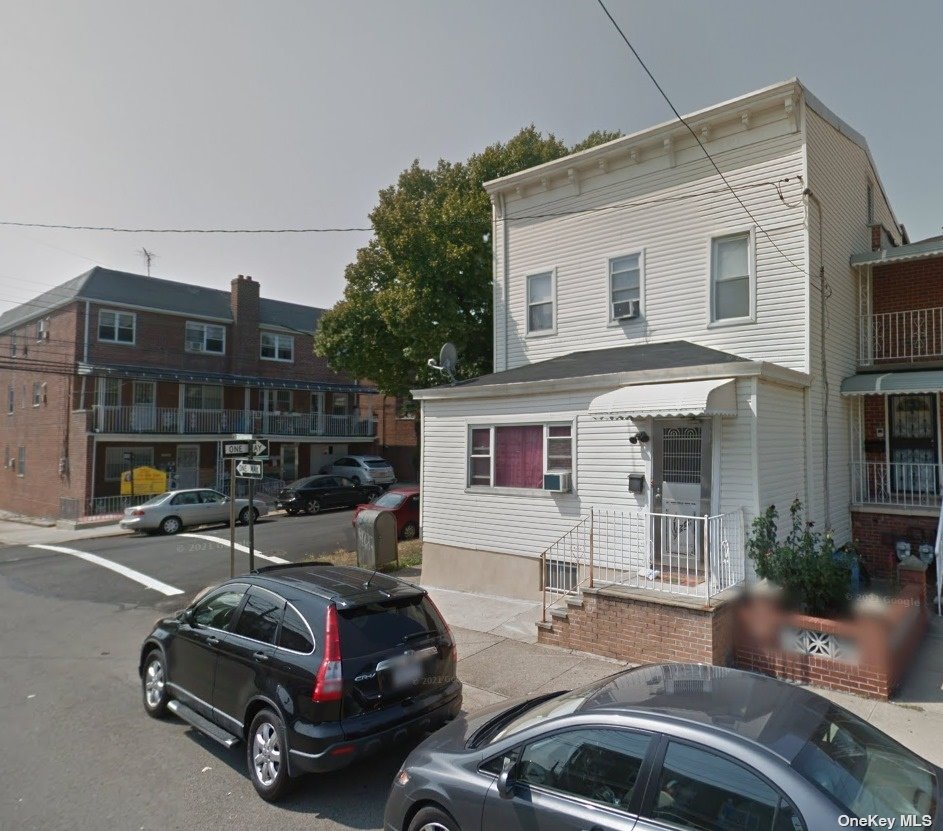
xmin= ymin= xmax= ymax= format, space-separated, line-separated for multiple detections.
xmin=337 ymin=595 xmax=444 ymax=659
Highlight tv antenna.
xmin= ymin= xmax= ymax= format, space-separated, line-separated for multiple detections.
xmin=139 ymin=247 xmax=157 ymax=276
xmin=427 ymin=342 xmax=458 ymax=384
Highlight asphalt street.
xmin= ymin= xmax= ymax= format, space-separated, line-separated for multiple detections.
xmin=0 ymin=507 xmax=401 ymax=830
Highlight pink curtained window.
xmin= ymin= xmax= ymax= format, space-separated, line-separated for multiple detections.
xmin=495 ymin=426 xmax=543 ymax=488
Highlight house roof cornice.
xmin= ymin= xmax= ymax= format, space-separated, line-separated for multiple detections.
xmin=484 ymin=78 xmax=804 ymax=197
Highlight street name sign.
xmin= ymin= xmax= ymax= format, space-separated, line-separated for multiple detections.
xmin=235 ymin=460 xmax=263 ymax=479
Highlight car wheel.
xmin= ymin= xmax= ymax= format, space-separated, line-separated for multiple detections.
xmin=159 ymin=516 xmax=182 ymax=535
xmin=142 ymin=650 xmax=169 ymax=718
xmin=247 ymin=708 xmax=293 ymax=802
xmin=401 ymin=521 xmax=419 ymax=541
xmin=351 ymin=475 xmax=361 ymax=485
xmin=239 ymin=507 xmax=259 ymax=525
xmin=408 ymin=806 xmax=460 ymax=831
xmin=306 ymin=499 xmax=321 ymax=515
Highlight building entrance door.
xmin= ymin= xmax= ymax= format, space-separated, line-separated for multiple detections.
xmin=651 ymin=421 xmax=712 ymax=580
xmin=176 ymin=445 xmax=200 ymax=489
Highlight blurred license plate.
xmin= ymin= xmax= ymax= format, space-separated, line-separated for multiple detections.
xmin=391 ymin=660 xmax=422 ymax=689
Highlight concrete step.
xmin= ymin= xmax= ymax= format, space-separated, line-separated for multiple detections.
xmin=565 ymin=595 xmax=584 ymax=609
xmin=550 ymin=607 xmax=569 ymax=621
xmin=536 ymin=621 xmax=554 ymax=632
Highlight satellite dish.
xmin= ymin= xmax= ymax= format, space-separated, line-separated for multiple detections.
xmin=439 ymin=342 xmax=458 ymax=375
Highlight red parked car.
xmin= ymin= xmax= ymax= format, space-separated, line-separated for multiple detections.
xmin=351 ymin=486 xmax=420 ymax=540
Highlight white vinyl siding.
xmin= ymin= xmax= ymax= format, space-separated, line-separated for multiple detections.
xmin=422 ymin=383 xmax=754 ymax=559
xmin=804 ymin=105 xmax=901 ymax=544
xmin=492 ymin=111 xmax=808 ymax=373
xmin=609 ymin=254 xmax=642 ymax=322
xmin=526 ymin=271 xmax=555 ymax=335
xmin=185 ymin=321 xmax=225 ymax=354
xmin=98 ymin=309 xmax=135 ymax=344
xmin=260 ymin=332 xmax=293 ymax=362
xmin=756 ymin=381 xmax=806 ymax=526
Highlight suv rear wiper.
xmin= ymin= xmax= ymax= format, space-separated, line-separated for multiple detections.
xmin=401 ymin=629 xmax=439 ymax=644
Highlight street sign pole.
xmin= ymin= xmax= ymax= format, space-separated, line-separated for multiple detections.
xmin=229 ymin=458 xmax=236 ymax=578
xmin=248 ymin=476 xmax=255 ymax=572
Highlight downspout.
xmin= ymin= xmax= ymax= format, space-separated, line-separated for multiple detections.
xmin=499 ymin=192 xmax=510 ymax=372
xmin=83 ymin=300 xmax=90 ymax=363
xmin=804 ymin=188 xmax=830 ymax=529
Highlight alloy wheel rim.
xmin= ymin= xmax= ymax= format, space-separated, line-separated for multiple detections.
xmin=252 ymin=722 xmax=280 ymax=787
xmin=144 ymin=659 xmax=164 ymax=707
xmin=403 ymin=524 xmax=417 ymax=540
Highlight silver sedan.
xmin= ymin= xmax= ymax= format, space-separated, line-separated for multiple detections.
xmin=119 ymin=488 xmax=267 ymax=535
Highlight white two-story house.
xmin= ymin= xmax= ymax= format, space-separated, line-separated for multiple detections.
xmin=413 ymin=79 xmax=904 ymax=604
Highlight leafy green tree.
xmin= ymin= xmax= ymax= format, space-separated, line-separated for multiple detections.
xmin=315 ymin=126 xmax=622 ymax=400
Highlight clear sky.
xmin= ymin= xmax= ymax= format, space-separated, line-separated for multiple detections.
xmin=1 ymin=0 xmax=940 ymax=317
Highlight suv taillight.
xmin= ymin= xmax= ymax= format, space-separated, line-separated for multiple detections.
xmin=312 ymin=604 xmax=343 ymax=702
xmin=426 ymin=596 xmax=457 ymax=663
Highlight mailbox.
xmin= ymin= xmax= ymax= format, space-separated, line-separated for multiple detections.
xmin=356 ymin=509 xmax=398 ymax=570
xmin=628 ymin=473 xmax=646 ymax=494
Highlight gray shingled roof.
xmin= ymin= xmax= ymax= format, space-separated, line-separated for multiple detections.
xmin=455 ymin=341 xmax=749 ymax=388
xmin=0 ymin=267 xmax=325 ymax=334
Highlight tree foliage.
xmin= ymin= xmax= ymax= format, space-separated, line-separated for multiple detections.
xmin=314 ymin=126 xmax=621 ymax=398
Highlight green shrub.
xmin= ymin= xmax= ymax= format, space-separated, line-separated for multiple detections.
xmin=747 ymin=499 xmax=851 ymax=617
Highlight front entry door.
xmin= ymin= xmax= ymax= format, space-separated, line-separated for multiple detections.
xmin=176 ymin=444 xmax=200 ymax=489
xmin=889 ymin=394 xmax=939 ymax=496
xmin=281 ymin=444 xmax=298 ymax=482
xmin=651 ymin=421 xmax=712 ymax=579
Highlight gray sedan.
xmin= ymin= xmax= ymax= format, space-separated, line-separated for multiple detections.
xmin=119 ymin=488 xmax=267 ymax=535
xmin=385 ymin=663 xmax=941 ymax=831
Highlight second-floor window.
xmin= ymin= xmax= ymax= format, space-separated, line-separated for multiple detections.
xmin=6 ymin=385 xmax=13 ymax=414
xmin=609 ymin=254 xmax=642 ymax=322
xmin=17 ymin=446 xmax=25 ymax=477
xmin=185 ymin=321 xmax=225 ymax=354
xmin=32 ymin=382 xmax=42 ymax=407
xmin=98 ymin=309 xmax=135 ymax=344
xmin=10 ymin=334 xmax=17 ymax=357
xmin=261 ymin=332 xmax=293 ymax=362
xmin=710 ymin=232 xmax=753 ymax=324
xmin=527 ymin=271 xmax=555 ymax=334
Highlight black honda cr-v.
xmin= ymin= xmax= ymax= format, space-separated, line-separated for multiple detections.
xmin=138 ymin=564 xmax=461 ymax=801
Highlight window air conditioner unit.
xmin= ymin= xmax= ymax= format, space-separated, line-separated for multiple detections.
xmin=186 ymin=339 xmax=204 ymax=352
xmin=613 ymin=299 xmax=640 ymax=320
xmin=543 ymin=472 xmax=572 ymax=492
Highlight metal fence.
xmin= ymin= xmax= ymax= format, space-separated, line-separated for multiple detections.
xmin=541 ymin=507 xmax=746 ymax=621
xmin=860 ymin=306 xmax=943 ymax=364
xmin=852 ymin=461 xmax=941 ymax=508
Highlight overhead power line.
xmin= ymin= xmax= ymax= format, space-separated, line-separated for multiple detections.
xmin=594 ymin=0 xmax=811 ymax=279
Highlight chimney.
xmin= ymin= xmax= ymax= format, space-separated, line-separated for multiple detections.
xmin=230 ymin=274 xmax=260 ymax=371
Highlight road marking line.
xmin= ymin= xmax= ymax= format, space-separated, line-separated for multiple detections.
xmin=28 ymin=544 xmax=184 ymax=596
xmin=179 ymin=533 xmax=290 ymax=564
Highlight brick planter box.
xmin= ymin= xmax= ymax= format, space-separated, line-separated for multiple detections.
xmin=734 ymin=559 xmax=930 ymax=700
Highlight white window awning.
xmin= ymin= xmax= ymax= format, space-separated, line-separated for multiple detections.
xmin=588 ymin=378 xmax=738 ymax=420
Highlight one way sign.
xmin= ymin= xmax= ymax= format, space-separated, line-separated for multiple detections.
xmin=235 ymin=460 xmax=263 ymax=479
xmin=223 ymin=437 xmax=269 ymax=460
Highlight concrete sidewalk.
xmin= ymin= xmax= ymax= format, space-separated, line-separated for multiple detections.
xmin=0 ymin=518 xmax=127 ymax=548
xmin=426 ymin=582 xmax=943 ymax=768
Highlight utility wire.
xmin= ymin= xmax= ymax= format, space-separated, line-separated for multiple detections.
xmin=594 ymin=0 xmax=811 ymax=279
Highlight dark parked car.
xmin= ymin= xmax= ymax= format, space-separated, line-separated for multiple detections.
xmin=139 ymin=564 xmax=461 ymax=801
xmin=352 ymin=486 xmax=420 ymax=540
xmin=385 ymin=663 xmax=941 ymax=831
xmin=275 ymin=475 xmax=380 ymax=515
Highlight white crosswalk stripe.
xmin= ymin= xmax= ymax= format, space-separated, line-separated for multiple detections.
xmin=28 ymin=544 xmax=184 ymax=596
xmin=179 ymin=533 xmax=290 ymax=564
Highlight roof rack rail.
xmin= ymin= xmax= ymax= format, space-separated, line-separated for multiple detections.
xmin=250 ymin=561 xmax=332 ymax=575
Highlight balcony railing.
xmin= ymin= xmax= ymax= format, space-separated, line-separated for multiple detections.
xmin=859 ymin=307 xmax=943 ymax=364
xmin=852 ymin=461 xmax=942 ymax=508
xmin=90 ymin=406 xmax=377 ymax=438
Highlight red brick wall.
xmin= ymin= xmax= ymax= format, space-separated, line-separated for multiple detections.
xmin=851 ymin=510 xmax=937 ymax=579
xmin=359 ymin=393 xmax=419 ymax=481
xmin=872 ymin=256 xmax=943 ymax=317
xmin=0 ymin=306 xmax=82 ymax=517
xmin=735 ymin=575 xmax=929 ymax=700
xmin=537 ymin=589 xmax=736 ymax=666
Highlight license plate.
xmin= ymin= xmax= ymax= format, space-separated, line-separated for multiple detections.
xmin=391 ymin=660 xmax=422 ymax=689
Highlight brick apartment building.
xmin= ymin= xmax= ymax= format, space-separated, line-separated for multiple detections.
xmin=0 ymin=267 xmax=415 ymax=520
xmin=845 ymin=232 xmax=943 ymax=578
